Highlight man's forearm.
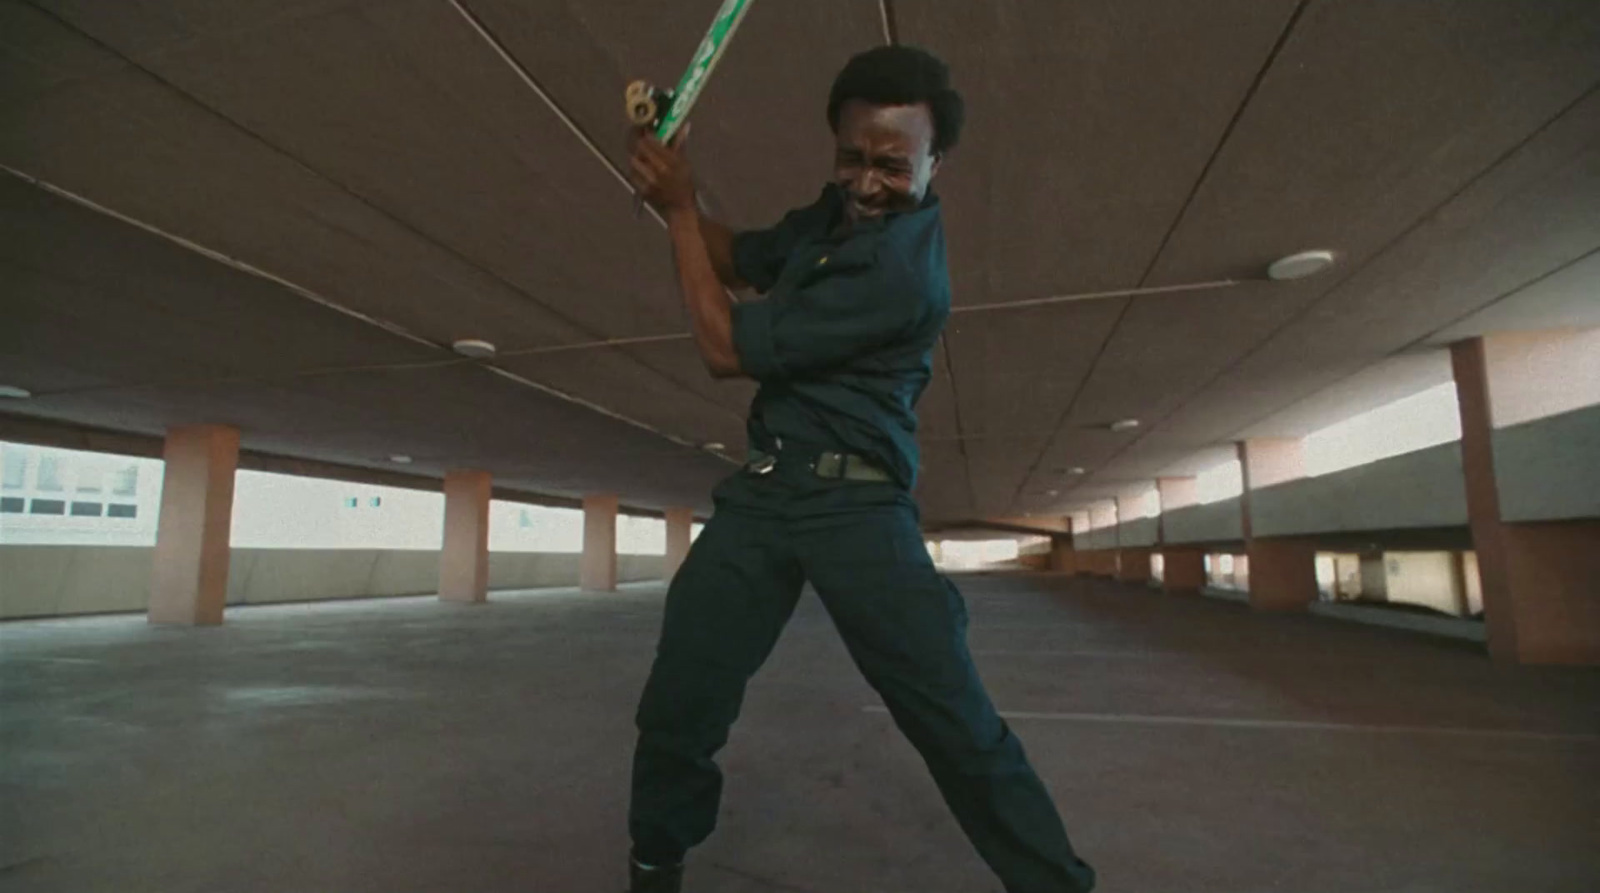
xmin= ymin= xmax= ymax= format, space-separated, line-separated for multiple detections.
xmin=666 ymin=208 xmax=742 ymax=378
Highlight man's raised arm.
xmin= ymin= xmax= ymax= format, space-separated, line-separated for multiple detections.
xmin=628 ymin=129 xmax=744 ymax=379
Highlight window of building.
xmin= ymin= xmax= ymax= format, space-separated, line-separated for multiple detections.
xmin=75 ymin=466 xmax=104 ymax=494
xmin=0 ymin=443 xmax=163 ymax=546
xmin=110 ymin=465 xmax=139 ymax=497
xmin=30 ymin=499 xmax=66 ymax=515
xmin=35 ymin=457 xmax=64 ymax=492
xmin=2 ymin=450 xmax=28 ymax=490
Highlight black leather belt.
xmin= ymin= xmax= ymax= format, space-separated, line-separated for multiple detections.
xmin=744 ymin=440 xmax=892 ymax=483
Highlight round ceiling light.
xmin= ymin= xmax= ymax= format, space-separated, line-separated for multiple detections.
xmin=1109 ymin=418 xmax=1140 ymax=432
xmin=1267 ymin=250 xmax=1336 ymax=281
xmin=0 ymin=385 xmax=32 ymax=399
xmin=451 ymin=338 xmax=497 ymax=359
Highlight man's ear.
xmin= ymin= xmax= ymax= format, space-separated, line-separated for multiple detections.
xmin=928 ymin=151 xmax=944 ymax=180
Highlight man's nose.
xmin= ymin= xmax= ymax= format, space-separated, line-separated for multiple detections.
xmin=851 ymin=167 xmax=882 ymax=196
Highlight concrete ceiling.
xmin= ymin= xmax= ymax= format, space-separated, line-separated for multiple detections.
xmin=2 ymin=0 xmax=1598 ymax=521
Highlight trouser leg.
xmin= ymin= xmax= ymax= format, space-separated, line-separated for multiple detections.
xmin=629 ymin=508 xmax=804 ymax=866
xmin=800 ymin=506 xmax=1095 ymax=893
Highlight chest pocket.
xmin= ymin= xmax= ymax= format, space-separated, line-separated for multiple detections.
xmin=778 ymin=236 xmax=880 ymax=293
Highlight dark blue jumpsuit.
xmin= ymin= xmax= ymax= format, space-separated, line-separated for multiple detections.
xmin=628 ymin=185 xmax=1096 ymax=893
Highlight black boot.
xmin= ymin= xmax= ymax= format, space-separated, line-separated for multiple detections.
xmin=628 ymin=858 xmax=684 ymax=893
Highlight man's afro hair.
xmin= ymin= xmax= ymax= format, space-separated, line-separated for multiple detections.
xmin=827 ymin=45 xmax=964 ymax=154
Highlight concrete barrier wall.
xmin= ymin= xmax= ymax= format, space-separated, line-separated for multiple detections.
xmin=619 ymin=554 xmax=668 ymax=582
xmin=1494 ymin=404 xmax=1600 ymax=522
xmin=1163 ymin=497 xmax=1244 ymax=545
xmin=1 ymin=546 xmax=669 ymax=619
xmin=0 ymin=545 xmax=152 ymax=618
xmin=1116 ymin=516 xmax=1159 ymax=547
xmin=1250 ymin=442 xmax=1468 ymax=536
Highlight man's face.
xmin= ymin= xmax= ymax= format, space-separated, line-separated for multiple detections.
xmin=834 ymin=99 xmax=942 ymax=225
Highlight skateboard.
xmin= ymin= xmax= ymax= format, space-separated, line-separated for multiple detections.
xmin=624 ymin=0 xmax=756 ymax=143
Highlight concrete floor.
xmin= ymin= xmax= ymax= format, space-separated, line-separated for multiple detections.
xmin=2 ymin=573 xmax=1597 ymax=893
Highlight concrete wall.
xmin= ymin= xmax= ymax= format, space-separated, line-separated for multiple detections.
xmin=1115 ymin=516 xmax=1159 ymax=547
xmin=1250 ymin=442 xmax=1469 ymax=536
xmin=1016 ymin=553 xmax=1052 ymax=571
xmin=1148 ymin=406 xmax=1594 ymax=540
xmin=1089 ymin=527 xmax=1117 ymax=550
xmin=1493 ymin=403 xmax=1600 ymax=522
xmin=0 ymin=544 xmax=153 ymax=617
xmin=1163 ymin=497 xmax=1244 ymax=545
xmin=0 ymin=546 xmax=668 ymax=619
xmin=1380 ymin=551 xmax=1465 ymax=616
xmin=1073 ymin=530 xmax=1092 ymax=551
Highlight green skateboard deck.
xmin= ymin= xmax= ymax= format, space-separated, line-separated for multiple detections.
xmin=625 ymin=0 xmax=756 ymax=142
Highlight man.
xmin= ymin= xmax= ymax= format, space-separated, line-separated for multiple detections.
xmin=623 ymin=46 xmax=1096 ymax=893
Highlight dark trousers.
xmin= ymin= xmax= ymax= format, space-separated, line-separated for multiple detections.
xmin=628 ymin=469 xmax=1095 ymax=893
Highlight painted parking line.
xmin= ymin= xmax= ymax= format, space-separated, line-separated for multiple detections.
xmin=860 ymin=705 xmax=1600 ymax=742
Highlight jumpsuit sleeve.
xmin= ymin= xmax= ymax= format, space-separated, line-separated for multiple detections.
xmin=729 ymin=247 xmax=934 ymax=381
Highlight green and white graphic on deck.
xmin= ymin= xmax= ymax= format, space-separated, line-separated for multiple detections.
xmin=655 ymin=0 xmax=755 ymax=142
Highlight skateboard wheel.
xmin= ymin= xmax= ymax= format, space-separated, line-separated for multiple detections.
xmin=627 ymin=97 xmax=658 ymax=126
xmin=625 ymin=80 xmax=659 ymax=125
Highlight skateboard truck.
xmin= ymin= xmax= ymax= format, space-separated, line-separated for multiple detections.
xmin=622 ymin=0 xmax=756 ymax=216
xmin=625 ymin=80 xmax=676 ymax=133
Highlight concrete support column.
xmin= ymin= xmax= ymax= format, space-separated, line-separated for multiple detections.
xmin=439 ymin=470 xmax=491 ymax=603
xmin=1116 ymin=548 xmax=1151 ymax=583
xmin=582 ymin=494 xmax=619 ymax=592
xmin=1050 ymin=534 xmax=1078 ymax=574
xmin=663 ymin=507 xmax=694 ymax=581
xmin=149 ymin=425 xmax=240 ymax=625
xmin=1246 ymin=540 xmax=1319 ymax=610
xmin=1114 ymin=487 xmax=1155 ymax=584
xmin=1161 ymin=548 xmax=1206 ymax=593
xmin=1156 ymin=477 xmax=1202 ymax=593
xmin=1452 ymin=337 xmax=1600 ymax=664
xmin=1239 ymin=438 xmax=1317 ymax=612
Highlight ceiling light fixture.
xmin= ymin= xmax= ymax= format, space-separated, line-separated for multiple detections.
xmin=1267 ymin=250 xmax=1336 ymax=281
xmin=451 ymin=338 xmax=497 ymax=359
xmin=1065 ymin=467 xmax=1087 ymax=475
xmin=389 ymin=455 xmax=413 ymax=464
xmin=0 ymin=385 xmax=31 ymax=399
xmin=702 ymin=442 xmax=726 ymax=452
xmin=1109 ymin=418 xmax=1141 ymax=432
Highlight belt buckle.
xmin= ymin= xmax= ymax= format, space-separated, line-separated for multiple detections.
xmin=812 ymin=451 xmax=844 ymax=479
xmin=748 ymin=454 xmax=777 ymax=475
